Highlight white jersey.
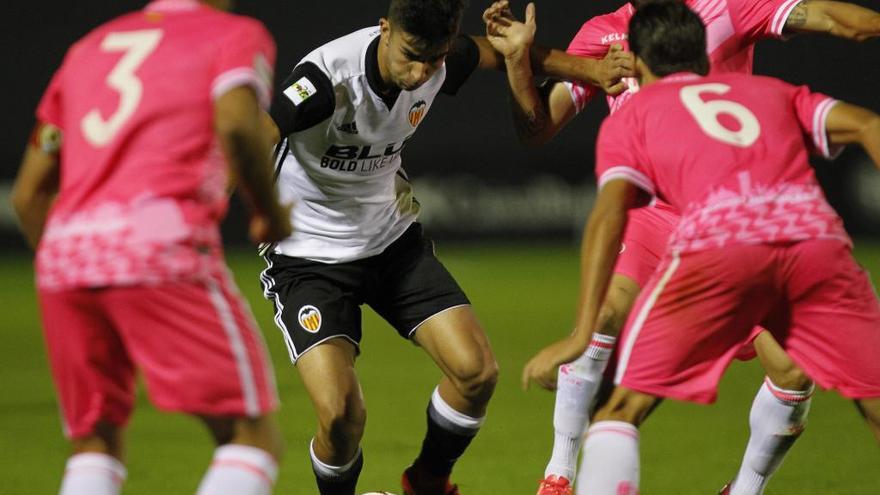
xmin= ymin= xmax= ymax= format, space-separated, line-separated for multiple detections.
xmin=272 ymin=27 xmax=457 ymax=263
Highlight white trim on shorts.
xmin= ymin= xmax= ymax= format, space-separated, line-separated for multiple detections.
xmin=260 ymin=256 xmax=297 ymax=364
xmin=407 ymin=304 xmax=472 ymax=339
xmin=206 ymin=278 xmax=260 ymax=416
xmin=615 ymin=252 xmax=682 ymax=385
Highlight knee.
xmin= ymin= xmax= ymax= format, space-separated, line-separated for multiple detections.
xmin=593 ymin=388 xmax=657 ymax=426
xmin=449 ymin=355 xmax=499 ymax=405
xmin=766 ymin=366 xmax=812 ymax=392
xmin=596 ymin=300 xmax=628 ymax=337
xmin=313 ymin=394 xmax=367 ymax=448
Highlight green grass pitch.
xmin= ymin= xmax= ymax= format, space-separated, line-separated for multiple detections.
xmin=2 ymin=242 xmax=879 ymax=494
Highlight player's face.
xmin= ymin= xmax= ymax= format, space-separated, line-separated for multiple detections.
xmin=380 ymin=20 xmax=450 ymax=91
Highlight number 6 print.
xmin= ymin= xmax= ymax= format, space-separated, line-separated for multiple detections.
xmin=81 ymin=29 xmax=163 ymax=147
xmin=680 ymin=83 xmax=761 ymax=147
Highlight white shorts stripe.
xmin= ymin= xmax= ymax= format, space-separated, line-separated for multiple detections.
xmin=260 ymin=257 xmax=298 ymax=364
xmin=206 ymin=278 xmax=260 ymax=416
xmin=615 ymin=252 xmax=682 ymax=384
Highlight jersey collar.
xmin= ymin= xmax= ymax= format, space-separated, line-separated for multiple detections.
xmin=145 ymin=0 xmax=201 ymax=12
xmin=365 ymin=35 xmax=401 ymax=110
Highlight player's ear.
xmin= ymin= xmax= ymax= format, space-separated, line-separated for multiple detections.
xmin=379 ymin=18 xmax=391 ymax=43
xmin=634 ymin=57 xmax=653 ymax=86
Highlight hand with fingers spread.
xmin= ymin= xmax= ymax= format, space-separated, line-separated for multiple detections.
xmin=483 ymin=0 xmax=537 ymax=61
xmin=522 ymin=334 xmax=588 ymax=391
xmin=597 ymin=44 xmax=636 ymax=96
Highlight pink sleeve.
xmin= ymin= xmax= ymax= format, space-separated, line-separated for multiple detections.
xmin=36 ymin=67 xmax=64 ymax=129
xmin=564 ymin=21 xmax=604 ymax=113
xmin=212 ymin=19 xmax=277 ymax=109
xmin=595 ymin=108 xmax=656 ymax=195
xmin=728 ymin=0 xmax=805 ymax=41
xmin=792 ymin=85 xmax=841 ymax=159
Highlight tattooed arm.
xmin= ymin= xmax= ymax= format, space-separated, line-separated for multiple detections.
xmin=785 ymin=1 xmax=880 ymax=41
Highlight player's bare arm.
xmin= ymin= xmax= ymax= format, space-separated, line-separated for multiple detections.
xmin=474 ymin=1 xmax=634 ymax=92
xmin=785 ymin=0 xmax=880 ymax=41
xmin=825 ymin=101 xmax=880 ymax=166
xmin=522 ymin=179 xmax=644 ymax=391
xmin=11 ymin=123 xmax=61 ymax=249
xmin=483 ymin=1 xmax=551 ymax=142
xmin=215 ymin=86 xmax=291 ymax=244
xmin=483 ymin=1 xmax=633 ymax=145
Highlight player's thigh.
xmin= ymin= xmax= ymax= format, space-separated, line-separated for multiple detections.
xmin=38 ymin=289 xmax=136 ymax=439
xmin=105 ymin=275 xmax=278 ymax=417
xmin=781 ymin=240 xmax=880 ymax=398
xmin=261 ymin=253 xmax=364 ymax=363
xmin=615 ymin=247 xmax=777 ymax=404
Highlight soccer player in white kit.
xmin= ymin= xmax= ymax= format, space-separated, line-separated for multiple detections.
xmin=259 ymin=1 xmax=632 ymax=494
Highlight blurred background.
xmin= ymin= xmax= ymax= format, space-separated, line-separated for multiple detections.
xmin=2 ymin=0 xmax=878 ymax=249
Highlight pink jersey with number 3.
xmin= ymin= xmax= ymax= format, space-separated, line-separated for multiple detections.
xmin=566 ymin=0 xmax=803 ymax=113
xmin=595 ymin=72 xmax=849 ymax=253
xmin=34 ymin=0 xmax=275 ymax=290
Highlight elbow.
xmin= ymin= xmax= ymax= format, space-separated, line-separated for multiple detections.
xmin=831 ymin=17 xmax=880 ymax=42
xmin=10 ymin=187 xmax=32 ymax=222
xmin=858 ymin=114 xmax=880 ymax=143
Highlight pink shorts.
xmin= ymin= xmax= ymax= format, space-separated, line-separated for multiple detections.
xmin=615 ymin=240 xmax=880 ymax=403
xmin=615 ymin=203 xmax=678 ymax=288
xmin=38 ymin=272 xmax=278 ymax=439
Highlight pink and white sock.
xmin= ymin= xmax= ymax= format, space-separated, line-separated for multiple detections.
xmin=545 ymin=334 xmax=617 ymax=481
xmin=576 ymin=420 xmax=640 ymax=495
xmin=730 ymin=377 xmax=812 ymax=495
xmin=197 ymin=444 xmax=278 ymax=495
xmin=59 ymin=453 xmax=126 ymax=495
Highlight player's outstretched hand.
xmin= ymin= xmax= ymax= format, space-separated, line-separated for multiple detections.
xmin=522 ymin=336 xmax=585 ymax=391
xmin=249 ymin=204 xmax=292 ymax=244
xmin=598 ymin=44 xmax=635 ymax=96
xmin=483 ymin=0 xmax=536 ymax=60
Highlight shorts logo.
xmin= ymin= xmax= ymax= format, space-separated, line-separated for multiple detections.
xmin=297 ymin=305 xmax=322 ymax=333
xmin=619 ymin=243 xmax=626 ymax=254
xmin=283 ymin=77 xmax=317 ymax=105
xmin=408 ymin=100 xmax=427 ymax=127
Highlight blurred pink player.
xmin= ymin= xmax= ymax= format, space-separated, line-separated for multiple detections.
xmin=482 ymin=0 xmax=880 ymax=492
xmin=522 ymin=2 xmax=880 ymax=494
xmin=11 ymin=1 xmax=291 ymax=494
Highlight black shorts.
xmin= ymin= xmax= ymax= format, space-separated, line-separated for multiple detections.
xmin=260 ymin=223 xmax=470 ymax=363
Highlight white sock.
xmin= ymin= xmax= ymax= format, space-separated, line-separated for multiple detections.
xmin=576 ymin=421 xmax=639 ymax=495
xmin=59 ymin=453 xmax=126 ymax=495
xmin=545 ymin=333 xmax=616 ymax=481
xmin=309 ymin=439 xmax=363 ymax=481
xmin=197 ymin=444 xmax=278 ymax=495
xmin=730 ymin=378 xmax=812 ymax=495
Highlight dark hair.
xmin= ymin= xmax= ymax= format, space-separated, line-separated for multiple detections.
xmin=629 ymin=0 xmax=710 ymax=77
xmin=388 ymin=0 xmax=468 ymax=50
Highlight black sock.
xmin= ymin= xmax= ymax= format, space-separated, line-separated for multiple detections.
xmin=414 ymin=399 xmax=479 ymax=477
xmin=313 ymin=450 xmax=363 ymax=495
